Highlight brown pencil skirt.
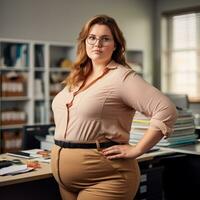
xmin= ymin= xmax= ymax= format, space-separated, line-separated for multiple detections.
xmin=51 ymin=144 xmax=140 ymax=200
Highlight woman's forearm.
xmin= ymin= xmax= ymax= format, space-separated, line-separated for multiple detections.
xmin=131 ymin=129 xmax=164 ymax=158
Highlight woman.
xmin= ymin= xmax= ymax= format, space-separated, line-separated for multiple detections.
xmin=51 ymin=14 xmax=177 ymax=200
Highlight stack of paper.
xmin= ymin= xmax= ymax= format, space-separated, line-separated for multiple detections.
xmin=129 ymin=110 xmax=198 ymax=146
xmin=0 ymin=164 xmax=33 ymax=176
xmin=7 ymin=149 xmax=51 ymax=163
xmin=22 ymin=149 xmax=51 ymax=163
xmin=40 ymin=134 xmax=54 ymax=151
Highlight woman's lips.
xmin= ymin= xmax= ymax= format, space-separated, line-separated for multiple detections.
xmin=92 ymin=50 xmax=102 ymax=54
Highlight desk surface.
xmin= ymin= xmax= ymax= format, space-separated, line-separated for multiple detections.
xmin=160 ymin=141 xmax=200 ymax=155
xmin=137 ymin=149 xmax=174 ymax=162
xmin=0 ymin=149 xmax=173 ymax=187
xmin=0 ymin=155 xmax=52 ymax=187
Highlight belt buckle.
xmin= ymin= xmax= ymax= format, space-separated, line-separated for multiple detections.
xmin=95 ymin=140 xmax=101 ymax=151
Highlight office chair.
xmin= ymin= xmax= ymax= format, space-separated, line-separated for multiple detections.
xmin=165 ymin=93 xmax=189 ymax=110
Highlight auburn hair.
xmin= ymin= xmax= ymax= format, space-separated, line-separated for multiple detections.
xmin=65 ymin=14 xmax=130 ymax=90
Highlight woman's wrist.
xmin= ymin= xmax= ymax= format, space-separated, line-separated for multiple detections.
xmin=129 ymin=145 xmax=143 ymax=158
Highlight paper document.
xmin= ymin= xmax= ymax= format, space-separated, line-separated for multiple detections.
xmin=0 ymin=164 xmax=33 ymax=175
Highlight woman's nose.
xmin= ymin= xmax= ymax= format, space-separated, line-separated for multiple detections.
xmin=94 ymin=39 xmax=102 ymax=47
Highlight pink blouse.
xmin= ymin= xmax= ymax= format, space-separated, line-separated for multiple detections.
xmin=52 ymin=60 xmax=177 ymax=143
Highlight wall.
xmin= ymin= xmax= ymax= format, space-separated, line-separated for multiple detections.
xmin=0 ymin=0 xmax=155 ymax=82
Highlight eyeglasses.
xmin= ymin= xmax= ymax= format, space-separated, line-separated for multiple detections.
xmin=86 ymin=35 xmax=114 ymax=46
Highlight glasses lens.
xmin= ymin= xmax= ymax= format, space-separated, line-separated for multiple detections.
xmin=86 ymin=35 xmax=113 ymax=46
xmin=87 ymin=36 xmax=96 ymax=45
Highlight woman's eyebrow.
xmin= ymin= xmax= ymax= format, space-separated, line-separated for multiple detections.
xmin=88 ymin=34 xmax=112 ymax=37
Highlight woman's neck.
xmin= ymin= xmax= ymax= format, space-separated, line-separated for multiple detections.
xmin=91 ymin=59 xmax=111 ymax=76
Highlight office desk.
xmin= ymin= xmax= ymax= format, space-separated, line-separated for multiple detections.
xmin=137 ymin=149 xmax=174 ymax=162
xmin=0 ymin=149 xmax=187 ymax=200
xmin=0 ymin=155 xmax=52 ymax=187
xmin=0 ymin=154 xmax=61 ymax=200
xmin=195 ymin=126 xmax=200 ymax=138
xmin=0 ymin=149 xmax=174 ymax=186
xmin=160 ymin=140 xmax=200 ymax=155
xmin=136 ymin=142 xmax=200 ymax=200
xmin=157 ymin=141 xmax=200 ymax=200
xmin=1 ymin=141 xmax=199 ymax=200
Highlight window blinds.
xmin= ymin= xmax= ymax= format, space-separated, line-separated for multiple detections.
xmin=162 ymin=12 xmax=200 ymax=101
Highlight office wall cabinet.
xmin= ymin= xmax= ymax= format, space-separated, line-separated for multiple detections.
xmin=0 ymin=38 xmax=75 ymax=152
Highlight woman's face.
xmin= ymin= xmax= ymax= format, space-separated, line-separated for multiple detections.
xmin=85 ymin=24 xmax=115 ymax=65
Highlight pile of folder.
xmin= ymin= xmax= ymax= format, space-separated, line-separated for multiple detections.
xmin=129 ymin=109 xmax=198 ymax=147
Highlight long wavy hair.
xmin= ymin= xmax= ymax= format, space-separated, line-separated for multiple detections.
xmin=65 ymin=14 xmax=130 ymax=90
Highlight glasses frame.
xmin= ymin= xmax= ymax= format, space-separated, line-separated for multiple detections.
xmin=86 ymin=35 xmax=114 ymax=47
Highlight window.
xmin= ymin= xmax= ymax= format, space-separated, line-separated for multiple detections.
xmin=161 ymin=12 xmax=200 ymax=102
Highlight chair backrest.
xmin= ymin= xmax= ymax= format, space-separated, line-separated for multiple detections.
xmin=165 ymin=93 xmax=189 ymax=110
xmin=22 ymin=124 xmax=55 ymax=150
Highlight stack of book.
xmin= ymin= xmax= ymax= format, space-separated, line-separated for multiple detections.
xmin=40 ymin=134 xmax=54 ymax=151
xmin=129 ymin=110 xmax=198 ymax=147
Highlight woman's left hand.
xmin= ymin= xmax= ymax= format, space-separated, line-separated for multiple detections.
xmin=101 ymin=144 xmax=139 ymax=160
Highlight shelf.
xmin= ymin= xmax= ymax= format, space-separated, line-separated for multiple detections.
xmin=34 ymin=97 xmax=45 ymax=101
xmin=0 ymin=66 xmax=29 ymax=71
xmin=0 ymin=96 xmax=29 ymax=101
xmin=0 ymin=124 xmax=25 ymax=130
xmin=49 ymin=67 xmax=71 ymax=72
xmin=34 ymin=67 xmax=45 ymax=72
xmin=0 ymin=38 xmax=76 ymax=153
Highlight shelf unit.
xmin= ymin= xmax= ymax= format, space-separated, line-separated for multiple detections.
xmin=0 ymin=38 xmax=75 ymax=152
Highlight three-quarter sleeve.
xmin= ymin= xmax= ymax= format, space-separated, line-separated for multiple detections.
xmin=120 ymin=70 xmax=177 ymax=138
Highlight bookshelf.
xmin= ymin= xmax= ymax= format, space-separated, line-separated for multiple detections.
xmin=0 ymin=38 xmax=75 ymax=153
